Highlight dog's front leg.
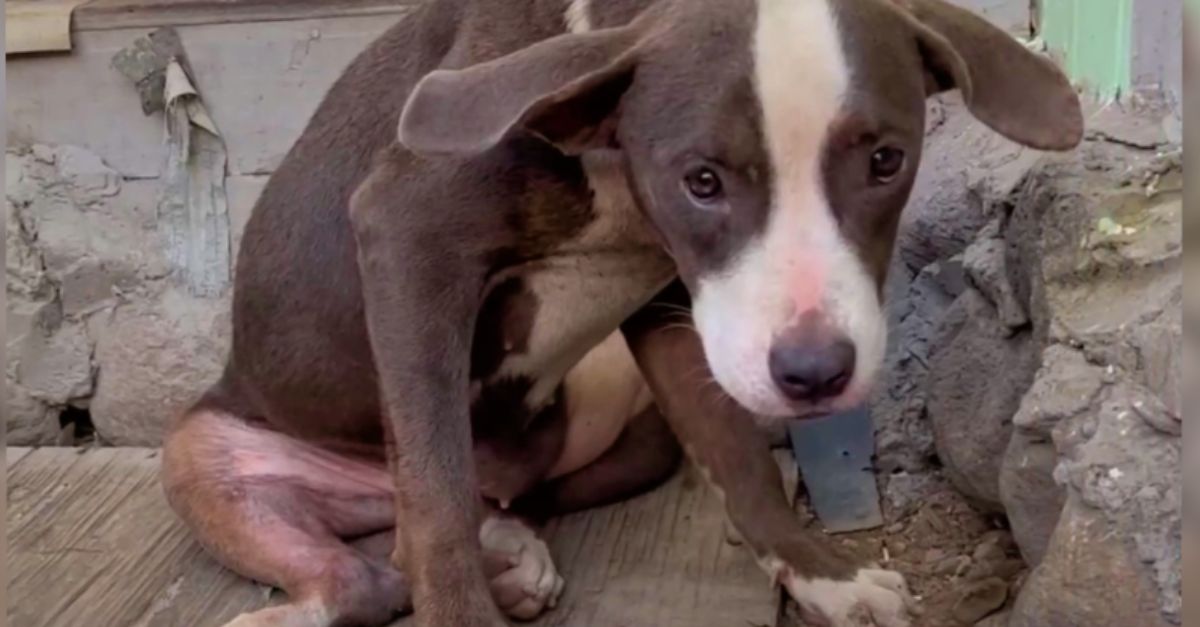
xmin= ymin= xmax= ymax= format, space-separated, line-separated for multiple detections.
xmin=351 ymin=167 xmax=504 ymax=627
xmin=623 ymin=286 xmax=916 ymax=627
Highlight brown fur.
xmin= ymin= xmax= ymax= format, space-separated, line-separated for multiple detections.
xmin=163 ymin=1 xmax=1082 ymax=626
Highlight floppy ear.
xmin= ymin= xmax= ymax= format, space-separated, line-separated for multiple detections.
xmin=399 ymin=27 xmax=641 ymax=157
xmin=898 ymin=0 xmax=1084 ymax=151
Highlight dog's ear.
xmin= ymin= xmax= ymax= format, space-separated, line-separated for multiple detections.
xmin=897 ymin=0 xmax=1084 ymax=151
xmin=399 ymin=27 xmax=640 ymax=157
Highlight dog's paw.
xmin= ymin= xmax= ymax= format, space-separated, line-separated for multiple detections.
xmin=781 ymin=567 xmax=916 ymax=627
xmin=480 ymin=516 xmax=565 ymax=620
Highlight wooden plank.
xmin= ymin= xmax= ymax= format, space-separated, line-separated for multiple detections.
xmin=527 ymin=464 xmax=779 ymax=627
xmin=7 ymin=447 xmax=34 ymax=469
xmin=7 ymin=447 xmax=266 ymax=627
xmin=390 ymin=464 xmax=781 ymax=626
xmin=5 ymin=0 xmax=93 ymax=55
xmin=10 ymin=448 xmax=779 ymax=626
xmin=74 ymin=0 xmax=420 ymax=30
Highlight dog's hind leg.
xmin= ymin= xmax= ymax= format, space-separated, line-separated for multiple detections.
xmin=163 ymin=407 xmax=408 ymax=627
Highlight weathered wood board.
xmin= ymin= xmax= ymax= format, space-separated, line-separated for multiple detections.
xmin=8 ymin=447 xmax=783 ymax=627
xmin=525 ymin=465 xmax=780 ymax=627
xmin=7 ymin=447 xmax=270 ymax=627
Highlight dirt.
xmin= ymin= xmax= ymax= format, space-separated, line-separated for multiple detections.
xmin=780 ymin=473 xmax=1026 ymax=627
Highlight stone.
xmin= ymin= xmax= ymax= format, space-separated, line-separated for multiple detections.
xmin=1042 ymin=382 xmax=1182 ymax=624
xmin=7 ymin=384 xmax=61 ymax=446
xmin=972 ymin=540 xmax=1007 ymax=564
xmin=883 ymin=471 xmax=951 ymax=517
xmin=898 ymin=98 xmax=1002 ymax=272
xmin=6 ymin=145 xmax=180 ymax=444
xmin=30 ymin=144 xmax=56 ymax=164
xmin=975 ymin=610 xmax=1011 ymax=627
xmin=887 ymin=103 xmax=1181 ymax=627
xmin=965 ymin=558 xmax=1025 ymax=583
xmin=874 ymin=257 xmax=965 ymax=473
xmin=952 ymin=577 xmax=1009 ymax=624
xmin=923 ymin=548 xmax=948 ymax=564
xmin=90 ymin=290 xmax=230 ymax=446
xmin=58 ymin=257 xmax=139 ymax=316
xmin=977 ymin=530 xmax=1017 ymax=554
xmin=15 ymin=323 xmax=94 ymax=404
xmin=54 ymin=145 xmax=121 ymax=197
xmin=1009 ymin=496 xmax=1171 ymax=627
xmin=926 ymin=288 xmax=1039 ymax=510
xmin=934 ymin=555 xmax=972 ymax=577
xmin=998 ymin=436 xmax=1063 ymax=567
xmin=1128 ymin=303 xmax=1183 ymax=429
xmin=899 ymin=94 xmax=1045 ymax=272
xmin=1130 ymin=385 xmax=1182 ymax=437
xmin=999 ymin=139 xmax=1182 ymax=625
xmin=1000 ymin=346 xmax=1106 ymax=565
xmin=962 ymin=218 xmax=1028 ymax=332
xmin=7 ymin=182 xmax=52 ymax=301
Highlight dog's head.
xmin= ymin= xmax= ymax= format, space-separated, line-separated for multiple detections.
xmin=399 ymin=0 xmax=1082 ymax=418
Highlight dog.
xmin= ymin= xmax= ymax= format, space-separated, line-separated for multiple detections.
xmin=161 ymin=0 xmax=1082 ymax=626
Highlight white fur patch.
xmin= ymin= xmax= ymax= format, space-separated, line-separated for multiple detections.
xmin=772 ymin=564 xmax=914 ymax=627
xmin=692 ymin=0 xmax=886 ymax=418
xmin=564 ymin=0 xmax=592 ymax=33
xmin=480 ymin=516 xmax=565 ymax=620
xmin=490 ymin=152 xmax=674 ymax=410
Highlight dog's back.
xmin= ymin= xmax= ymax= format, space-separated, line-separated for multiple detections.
xmin=210 ymin=0 xmax=630 ymax=442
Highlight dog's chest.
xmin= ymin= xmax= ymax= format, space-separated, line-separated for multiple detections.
xmin=472 ymin=154 xmax=675 ymax=410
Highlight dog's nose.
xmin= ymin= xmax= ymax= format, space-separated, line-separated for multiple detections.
xmin=768 ymin=335 xmax=856 ymax=402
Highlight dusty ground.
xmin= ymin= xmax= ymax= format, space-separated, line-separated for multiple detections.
xmin=781 ymin=472 xmax=1023 ymax=627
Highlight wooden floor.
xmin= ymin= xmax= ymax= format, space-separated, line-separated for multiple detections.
xmin=7 ymin=447 xmax=790 ymax=627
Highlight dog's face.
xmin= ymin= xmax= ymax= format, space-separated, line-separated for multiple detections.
xmin=400 ymin=0 xmax=1082 ymax=418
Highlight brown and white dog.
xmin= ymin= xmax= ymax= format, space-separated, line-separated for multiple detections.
xmin=161 ymin=1 xmax=1082 ymax=626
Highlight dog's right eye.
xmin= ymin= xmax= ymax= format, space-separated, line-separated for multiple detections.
xmin=682 ymin=167 xmax=724 ymax=205
xmin=869 ymin=146 xmax=905 ymax=184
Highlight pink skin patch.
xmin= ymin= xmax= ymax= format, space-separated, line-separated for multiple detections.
xmin=779 ymin=255 xmax=876 ymax=414
xmin=201 ymin=416 xmax=393 ymax=496
xmin=785 ymin=253 xmax=827 ymax=319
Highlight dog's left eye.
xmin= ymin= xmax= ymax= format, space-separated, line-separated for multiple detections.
xmin=683 ymin=167 xmax=724 ymax=204
xmin=869 ymin=146 xmax=906 ymax=183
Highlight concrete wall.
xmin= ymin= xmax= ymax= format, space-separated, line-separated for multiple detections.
xmin=6 ymin=11 xmax=409 ymax=444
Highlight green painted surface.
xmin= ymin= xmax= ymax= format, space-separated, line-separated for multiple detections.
xmin=1040 ymin=0 xmax=1133 ymax=99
